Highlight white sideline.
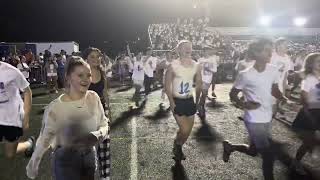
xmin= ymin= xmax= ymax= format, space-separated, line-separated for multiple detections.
xmin=130 ymin=117 xmax=138 ymax=180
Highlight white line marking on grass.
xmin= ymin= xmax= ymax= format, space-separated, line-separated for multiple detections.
xmin=32 ymin=104 xmax=48 ymax=106
xmin=130 ymin=117 xmax=138 ymax=180
xmin=32 ymin=102 xmax=131 ymax=106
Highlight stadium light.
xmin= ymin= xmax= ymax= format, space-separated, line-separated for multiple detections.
xmin=294 ymin=17 xmax=307 ymax=27
xmin=259 ymin=16 xmax=272 ymax=26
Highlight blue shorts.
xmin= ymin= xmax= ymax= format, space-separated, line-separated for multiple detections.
xmin=173 ymin=97 xmax=197 ymax=117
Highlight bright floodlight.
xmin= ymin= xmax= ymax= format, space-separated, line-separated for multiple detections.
xmin=259 ymin=16 xmax=272 ymax=26
xmin=294 ymin=17 xmax=307 ymax=27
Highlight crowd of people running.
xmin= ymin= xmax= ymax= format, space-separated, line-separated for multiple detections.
xmin=0 ymin=35 xmax=320 ymax=180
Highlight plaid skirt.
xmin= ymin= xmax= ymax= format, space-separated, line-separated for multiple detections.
xmin=97 ymin=99 xmax=111 ymax=180
xmin=97 ymin=137 xmax=111 ymax=180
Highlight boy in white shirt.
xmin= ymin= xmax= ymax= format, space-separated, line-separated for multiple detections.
xmin=0 ymin=61 xmax=35 ymax=159
xmin=198 ymin=47 xmax=218 ymax=118
xmin=223 ymin=38 xmax=288 ymax=180
xmin=143 ymin=47 xmax=157 ymax=95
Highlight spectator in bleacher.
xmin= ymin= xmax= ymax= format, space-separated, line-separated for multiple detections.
xmin=45 ymin=56 xmax=58 ymax=94
xmin=149 ymin=17 xmax=222 ymax=51
xmin=17 ymin=55 xmax=30 ymax=81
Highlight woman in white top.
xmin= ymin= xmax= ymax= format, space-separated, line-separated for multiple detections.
xmin=292 ymin=53 xmax=320 ymax=174
xmin=165 ymin=40 xmax=202 ymax=161
xmin=26 ymin=57 xmax=109 ymax=180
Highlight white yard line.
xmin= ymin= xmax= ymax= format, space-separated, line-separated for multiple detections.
xmin=130 ymin=117 xmax=138 ymax=180
xmin=32 ymin=103 xmax=49 ymax=106
xmin=32 ymin=102 xmax=130 ymax=106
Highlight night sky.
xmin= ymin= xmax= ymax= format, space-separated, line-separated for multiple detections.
xmin=1 ymin=0 xmax=320 ymax=55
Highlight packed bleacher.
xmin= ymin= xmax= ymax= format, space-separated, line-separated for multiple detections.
xmin=149 ymin=17 xmax=228 ymax=50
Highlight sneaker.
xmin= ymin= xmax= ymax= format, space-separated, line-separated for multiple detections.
xmin=24 ymin=136 xmax=35 ymax=158
xmin=290 ymin=160 xmax=307 ymax=175
xmin=211 ymin=92 xmax=217 ymax=98
xmin=222 ymin=140 xmax=232 ymax=162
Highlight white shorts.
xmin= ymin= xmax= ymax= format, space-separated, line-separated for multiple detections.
xmin=202 ymin=82 xmax=211 ymax=90
xmin=133 ymin=79 xmax=144 ymax=87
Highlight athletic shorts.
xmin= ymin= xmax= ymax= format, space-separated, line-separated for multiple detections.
xmin=0 ymin=125 xmax=23 ymax=142
xmin=173 ymin=97 xmax=197 ymax=117
xmin=133 ymin=79 xmax=144 ymax=87
xmin=245 ymin=122 xmax=271 ymax=149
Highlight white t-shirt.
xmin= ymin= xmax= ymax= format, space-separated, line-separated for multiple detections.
xmin=106 ymin=62 xmax=113 ymax=78
xmin=234 ymin=64 xmax=280 ymax=123
xmin=270 ymin=53 xmax=293 ymax=93
xmin=198 ymin=56 xmax=218 ymax=83
xmin=17 ymin=63 xmax=30 ymax=79
xmin=62 ymin=55 xmax=67 ymax=64
xmin=126 ymin=56 xmax=133 ymax=73
xmin=132 ymin=61 xmax=145 ymax=81
xmin=143 ymin=56 xmax=157 ymax=77
xmin=301 ymin=75 xmax=320 ymax=109
xmin=0 ymin=62 xmax=30 ymax=127
xmin=235 ymin=60 xmax=255 ymax=72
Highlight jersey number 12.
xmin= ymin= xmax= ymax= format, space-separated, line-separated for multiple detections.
xmin=179 ymin=81 xmax=190 ymax=94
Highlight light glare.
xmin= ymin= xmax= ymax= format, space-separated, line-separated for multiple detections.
xmin=294 ymin=17 xmax=307 ymax=27
xmin=259 ymin=16 xmax=272 ymax=26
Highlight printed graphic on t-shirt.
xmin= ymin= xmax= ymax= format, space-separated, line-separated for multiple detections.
xmin=178 ymin=81 xmax=190 ymax=95
xmin=0 ymin=82 xmax=9 ymax=104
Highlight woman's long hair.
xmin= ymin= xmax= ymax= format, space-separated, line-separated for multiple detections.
xmin=82 ymin=47 xmax=107 ymax=80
